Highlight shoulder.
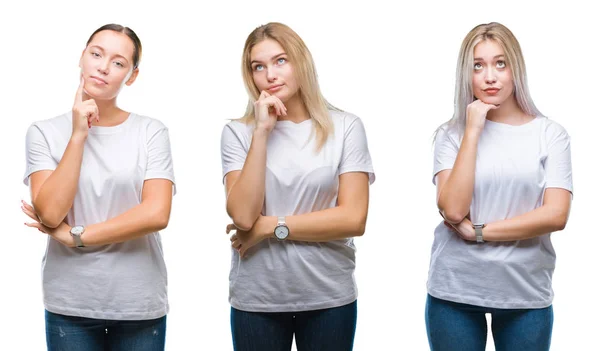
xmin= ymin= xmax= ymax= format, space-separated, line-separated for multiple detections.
xmin=329 ymin=109 xmax=364 ymax=133
xmin=129 ymin=113 xmax=169 ymax=132
xmin=28 ymin=112 xmax=71 ymax=133
xmin=541 ymin=116 xmax=569 ymax=137
xmin=222 ymin=119 xmax=253 ymax=137
xmin=434 ymin=123 xmax=460 ymax=146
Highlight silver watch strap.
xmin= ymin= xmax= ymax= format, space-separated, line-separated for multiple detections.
xmin=277 ymin=216 xmax=286 ymax=226
xmin=73 ymin=235 xmax=84 ymax=248
xmin=474 ymin=225 xmax=485 ymax=243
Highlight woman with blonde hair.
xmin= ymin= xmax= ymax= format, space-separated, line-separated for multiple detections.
xmin=426 ymin=22 xmax=572 ymax=350
xmin=221 ymin=22 xmax=375 ymax=351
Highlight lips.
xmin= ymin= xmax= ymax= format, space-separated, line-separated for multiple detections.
xmin=267 ymin=84 xmax=284 ymax=91
xmin=90 ymin=76 xmax=108 ymax=85
xmin=484 ymin=88 xmax=499 ymax=95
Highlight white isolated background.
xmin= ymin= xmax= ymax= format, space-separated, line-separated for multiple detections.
xmin=1 ymin=0 xmax=597 ymax=350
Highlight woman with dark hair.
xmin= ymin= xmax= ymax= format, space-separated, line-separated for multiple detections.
xmin=22 ymin=24 xmax=175 ymax=351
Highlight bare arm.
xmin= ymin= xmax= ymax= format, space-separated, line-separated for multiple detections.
xmin=24 ymin=179 xmax=173 ymax=247
xmin=482 ymin=188 xmax=571 ymax=241
xmin=29 ymin=78 xmax=99 ymax=228
xmin=30 ymin=136 xmax=85 ymax=228
xmin=224 ymin=92 xmax=286 ymax=230
xmin=81 ymin=179 xmax=173 ymax=246
xmin=261 ymin=172 xmax=370 ymax=240
xmin=435 ymin=132 xmax=479 ymax=223
xmin=229 ymin=172 xmax=370 ymax=256
xmin=437 ymin=101 xmax=498 ymax=223
xmin=224 ymin=131 xmax=268 ymax=231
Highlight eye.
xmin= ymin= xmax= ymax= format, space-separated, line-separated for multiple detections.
xmin=253 ymin=64 xmax=264 ymax=71
xmin=91 ymin=52 xmax=101 ymax=58
xmin=474 ymin=62 xmax=483 ymax=70
xmin=114 ymin=61 xmax=124 ymax=68
xmin=277 ymin=57 xmax=287 ymax=64
xmin=497 ymin=60 xmax=506 ymax=68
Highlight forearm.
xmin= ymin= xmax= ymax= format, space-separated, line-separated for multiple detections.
xmin=483 ymin=205 xmax=568 ymax=242
xmin=82 ymin=201 xmax=170 ymax=246
xmin=438 ymin=131 xmax=479 ymax=223
xmin=33 ymin=135 xmax=85 ymax=228
xmin=259 ymin=206 xmax=366 ymax=242
xmin=226 ymin=131 xmax=268 ymax=229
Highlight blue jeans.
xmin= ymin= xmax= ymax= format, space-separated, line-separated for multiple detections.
xmin=45 ymin=310 xmax=166 ymax=351
xmin=231 ymin=300 xmax=357 ymax=351
xmin=425 ymin=294 xmax=553 ymax=351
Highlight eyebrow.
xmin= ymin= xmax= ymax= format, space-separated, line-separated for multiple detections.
xmin=89 ymin=45 xmax=130 ymax=63
xmin=474 ymin=54 xmax=505 ymax=61
xmin=250 ymin=52 xmax=287 ymax=65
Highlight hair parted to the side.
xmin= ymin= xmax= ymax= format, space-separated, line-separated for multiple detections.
xmin=435 ymin=22 xmax=543 ymax=140
xmin=86 ymin=24 xmax=142 ymax=69
xmin=240 ymin=22 xmax=339 ymax=151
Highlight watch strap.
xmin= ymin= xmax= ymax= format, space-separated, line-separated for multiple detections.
xmin=474 ymin=224 xmax=485 ymax=243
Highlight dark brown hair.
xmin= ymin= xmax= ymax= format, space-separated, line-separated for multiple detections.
xmin=86 ymin=24 xmax=142 ymax=69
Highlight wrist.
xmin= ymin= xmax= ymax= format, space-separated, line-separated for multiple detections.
xmin=70 ymin=132 xmax=87 ymax=144
xmin=252 ymin=127 xmax=271 ymax=140
xmin=262 ymin=216 xmax=278 ymax=239
xmin=463 ymin=128 xmax=482 ymax=141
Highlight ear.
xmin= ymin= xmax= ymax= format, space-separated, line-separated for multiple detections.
xmin=125 ymin=68 xmax=139 ymax=86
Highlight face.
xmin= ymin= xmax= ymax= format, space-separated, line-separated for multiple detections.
xmin=472 ymin=39 xmax=514 ymax=105
xmin=79 ymin=30 xmax=138 ymax=100
xmin=250 ymin=39 xmax=299 ymax=103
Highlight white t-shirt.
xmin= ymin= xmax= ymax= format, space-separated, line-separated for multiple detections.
xmin=221 ymin=110 xmax=375 ymax=312
xmin=428 ymin=117 xmax=573 ymax=309
xmin=24 ymin=112 xmax=176 ymax=320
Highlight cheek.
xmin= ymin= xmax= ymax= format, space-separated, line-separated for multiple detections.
xmin=472 ymin=74 xmax=484 ymax=94
xmin=501 ymin=73 xmax=514 ymax=94
xmin=252 ymin=72 xmax=266 ymax=89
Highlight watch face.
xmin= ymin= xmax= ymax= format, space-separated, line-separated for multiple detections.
xmin=71 ymin=226 xmax=84 ymax=236
xmin=274 ymin=226 xmax=289 ymax=240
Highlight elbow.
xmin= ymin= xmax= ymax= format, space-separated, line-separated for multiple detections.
xmin=553 ymin=216 xmax=568 ymax=232
xmin=32 ymin=204 xmax=63 ymax=229
xmin=151 ymin=209 xmax=171 ymax=231
xmin=226 ymin=205 xmax=256 ymax=231
xmin=437 ymin=197 xmax=468 ymax=224
xmin=38 ymin=215 xmax=62 ymax=229
xmin=351 ymin=216 xmax=367 ymax=237
xmin=440 ymin=210 xmax=466 ymax=225
xmin=230 ymin=216 xmax=254 ymax=232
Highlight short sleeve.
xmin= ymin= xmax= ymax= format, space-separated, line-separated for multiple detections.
xmin=432 ymin=126 xmax=459 ymax=185
xmin=23 ymin=124 xmax=57 ymax=186
xmin=221 ymin=123 xmax=248 ymax=182
xmin=338 ymin=116 xmax=375 ymax=184
xmin=145 ymin=122 xmax=176 ymax=195
xmin=544 ymin=121 xmax=573 ymax=194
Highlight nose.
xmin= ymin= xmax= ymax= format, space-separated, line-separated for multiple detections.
xmin=97 ymin=59 xmax=110 ymax=75
xmin=484 ymin=68 xmax=497 ymax=84
xmin=266 ymin=66 xmax=277 ymax=82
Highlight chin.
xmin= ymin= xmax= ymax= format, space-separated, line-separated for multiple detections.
xmin=478 ymin=96 xmax=505 ymax=106
xmin=272 ymin=91 xmax=290 ymax=103
xmin=85 ymin=87 xmax=117 ymax=101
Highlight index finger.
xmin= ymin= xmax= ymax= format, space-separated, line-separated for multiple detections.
xmin=74 ymin=76 xmax=85 ymax=104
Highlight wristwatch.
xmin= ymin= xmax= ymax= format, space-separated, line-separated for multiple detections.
xmin=274 ymin=217 xmax=290 ymax=241
xmin=70 ymin=225 xmax=85 ymax=248
xmin=473 ymin=224 xmax=485 ymax=243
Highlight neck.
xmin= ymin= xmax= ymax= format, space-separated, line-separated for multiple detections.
xmin=83 ymin=94 xmax=128 ymax=127
xmin=279 ymin=93 xmax=310 ymax=123
xmin=486 ymin=95 xmax=533 ymax=125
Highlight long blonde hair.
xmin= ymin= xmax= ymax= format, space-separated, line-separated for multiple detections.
xmin=239 ymin=22 xmax=336 ymax=151
xmin=436 ymin=22 xmax=543 ymax=139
